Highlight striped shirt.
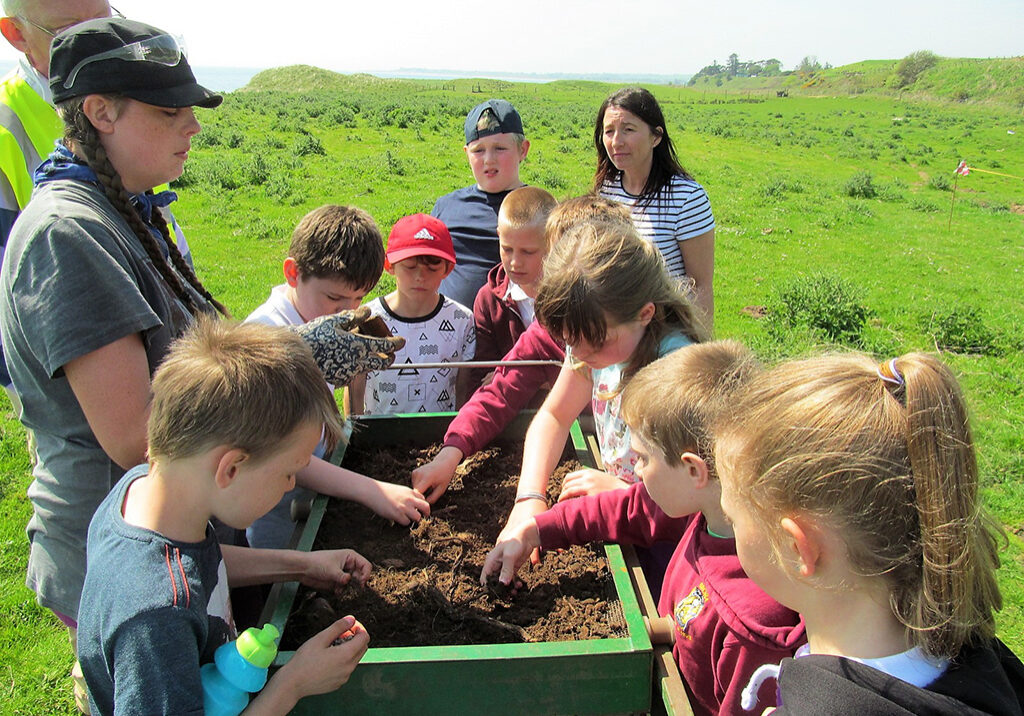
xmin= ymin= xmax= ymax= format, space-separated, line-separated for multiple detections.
xmin=599 ymin=173 xmax=715 ymax=280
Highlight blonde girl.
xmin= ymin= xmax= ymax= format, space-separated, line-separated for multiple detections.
xmin=716 ymin=353 xmax=1022 ymax=713
xmin=499 ymin=219 xmax=705 ymax=544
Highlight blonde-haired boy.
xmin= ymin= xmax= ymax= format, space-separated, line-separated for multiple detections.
xmin=471 ymin=186 xmax=557 ymax=388
xmin=482 ymin=340 xmax=806 ymax=716
xmin=412 ymin=196 xmax=633 ymax=503
xmin=78 ymin=318 xmax=371 ymax=715
xmin=434 ymin=99 xmax=530 ymax=309
xmin=247 ymin=204 xmax=429 ymax=549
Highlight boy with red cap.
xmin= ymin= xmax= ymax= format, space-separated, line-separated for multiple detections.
xmin=348 ymin=214 xmax=476 ymax=415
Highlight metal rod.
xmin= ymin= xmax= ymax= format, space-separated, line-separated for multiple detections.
xmin=379 ymin=359 xmax=563 ymax=370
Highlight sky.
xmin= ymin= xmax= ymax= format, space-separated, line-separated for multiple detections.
xmin=1 ymin=0 xmax=1021 ymax=77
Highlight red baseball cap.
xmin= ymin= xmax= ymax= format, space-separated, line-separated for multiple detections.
xmin=386 ymin=214 xmax=457 ymax=265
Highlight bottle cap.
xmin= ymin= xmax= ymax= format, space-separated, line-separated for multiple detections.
xmin=235 ymin=623 xmax=280 ymax=669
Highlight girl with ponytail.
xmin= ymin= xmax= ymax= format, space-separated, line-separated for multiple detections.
xmin=715 ymin=352 xmax=1023 ymax=714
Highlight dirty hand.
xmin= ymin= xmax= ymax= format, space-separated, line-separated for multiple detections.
xmin=296 ymin=306 xmax=405 ymax=387
xmin=300 ymin=549 xmax=372 ymax=594
xmin=558 ymin=468 xmax=627 ymax=501
xmin=366 ymin=479 xmax=430 ymax=525
xmin=481 ymin=518 xmax=541 ymax=586
xmin=411 ymin=445 xmax=463 ymax=503
xmin=274 ymin=616 xmax=369 ymax=699
xmin=497 ymin=498 xmax=547 ymax=566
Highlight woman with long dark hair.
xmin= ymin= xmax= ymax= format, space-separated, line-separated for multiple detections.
xmin=593 ymin=87 xmax=715 ymax=331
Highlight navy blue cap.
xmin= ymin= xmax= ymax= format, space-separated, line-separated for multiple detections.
xmin=464 ymin=99 xmax=523 ymax=143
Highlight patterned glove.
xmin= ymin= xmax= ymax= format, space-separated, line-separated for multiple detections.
xmin=296 ymin=306 xmax=405 ymax=387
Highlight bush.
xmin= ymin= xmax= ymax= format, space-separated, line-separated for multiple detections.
xmin=760 ymin=175 xmax=804 ymax=200
xmin=766 ymin=273 xmax=870 ymax=345
xmin=909 ymin=197 xmax=941 ymax=213
xmin=844 ymin=171 xmax=876 ymax=199
xmin=293 ymin=133 xmax=326 ymax=157
xmin=246 ymin=154 xmax=271 ymax=186
xmin=926 ymin=306 xmax=1000 ymax=355
xmin=894 ymin=50 xmax=939 ymax=88
xmin=929 ymin=173 xmax=952 ymax=191
xmin=192 ymin=128 xmax=221 ymax=148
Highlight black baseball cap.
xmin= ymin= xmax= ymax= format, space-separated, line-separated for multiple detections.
xmin=464 ymin=99 xmax=523 ymax=144
xmin=49 ymin=18 xmax=221 ymax=109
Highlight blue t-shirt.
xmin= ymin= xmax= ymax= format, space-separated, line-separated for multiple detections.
xmin=78 ymin=465 xmax=236 ymax=715
xmin=432 ymin=185 xmax=511 ymax=309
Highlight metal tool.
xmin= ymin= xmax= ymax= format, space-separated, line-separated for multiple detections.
xmin=379 ymin=359 xmax=563 ymax=370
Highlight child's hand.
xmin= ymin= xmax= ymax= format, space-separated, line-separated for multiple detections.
xmin=558 ymin=468 xmax=626 ymax=501
xmin=481 ymin=518 xmax=541 ymax=586
xmin=299 ymin=549 xmax=371 ymax=594
xmin=268 ymin=616 xmax=369 ymax=703
xmin=497 ymin=499 xmax=548 ymax=566
xmin=295 ymin=307 xmax=405 ymax=387
xmin=411 ymin=446 xmax=463 ymax=503
xmin=364 ymin=480 xmax=430 ymax=525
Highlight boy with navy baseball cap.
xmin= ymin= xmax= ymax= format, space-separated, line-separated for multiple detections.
xmin=431 ymin=99 xmax=531 ymax=309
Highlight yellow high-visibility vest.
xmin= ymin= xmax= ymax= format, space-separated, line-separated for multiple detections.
xmin=0 ymin=68 xmax=63 ymax=210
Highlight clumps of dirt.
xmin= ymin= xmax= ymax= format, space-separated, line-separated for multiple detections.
xmin=281 ymin=442 xmax=627 ymax=650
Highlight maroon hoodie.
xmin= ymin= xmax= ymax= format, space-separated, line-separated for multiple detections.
xmin=443 ymin=320 xmax=564 ymax=458
xmin=471 ymin=263 xmax=529 ymax=387
xmin=536 ymin=482 xmax=807 ymax=716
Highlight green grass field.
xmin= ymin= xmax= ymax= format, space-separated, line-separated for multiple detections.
xmin=2 ymin=69 xmax=1022 ymax=711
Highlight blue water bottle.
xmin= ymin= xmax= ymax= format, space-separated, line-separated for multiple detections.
xmin=200 ymin=623 xmax=280 ymax=716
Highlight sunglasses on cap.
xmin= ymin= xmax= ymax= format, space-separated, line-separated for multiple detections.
xmin=62 ymin=33 xmax=187 ymax=90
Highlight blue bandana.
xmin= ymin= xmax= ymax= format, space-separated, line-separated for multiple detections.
xmin=35 ymin=141 xmax=180 ymax=257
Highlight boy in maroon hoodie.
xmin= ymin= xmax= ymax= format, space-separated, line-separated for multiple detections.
xmin=412 ymin=196 xmax=633 ymax=503
xmin=481 ymin=341 xmax=807 ymax=716
xmin=470 ymin=186 xmax=557 ymax=389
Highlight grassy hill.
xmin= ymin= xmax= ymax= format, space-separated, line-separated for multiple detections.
xmin=688 ymin=56 xmax=1024 ymax=107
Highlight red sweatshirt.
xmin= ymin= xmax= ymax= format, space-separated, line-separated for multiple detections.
xmin=472 ymin=263 xmax=529 ymax=386
xmin=535 ymin=483 xmax=806 ymax=716
xmin=443 ymin=320 xmax=564 ymax=458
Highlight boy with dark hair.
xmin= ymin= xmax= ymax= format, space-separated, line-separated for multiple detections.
xmin=433 ymin=99 xmax=530 ymax=309
xmin=247 ymin=205 xmax=429 ymax=548
xmin=482 ymin=341 xmax=806 ymax=716
xmin=249 ymin=204 xmax=384 ymax=326
xmin=78 ymin=318 xmax=371 ymax=715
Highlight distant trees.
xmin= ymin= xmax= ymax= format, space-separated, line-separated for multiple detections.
xmin=688 ymin=54 xmax=784 ymax=85
xmin=797 ymin=56 xmax=822 ymax=74
xmin=893 ymin=50 xmax=939 ymax=87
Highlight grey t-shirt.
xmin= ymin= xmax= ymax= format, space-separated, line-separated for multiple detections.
xmin=78 ymin=465 xmax=235 ymax=715
xmin=0 ymin=179 xmax=210 ymax=620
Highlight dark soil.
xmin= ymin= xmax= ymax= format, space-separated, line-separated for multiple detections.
xmin=281 ymin=441 xmax=628 ymax=650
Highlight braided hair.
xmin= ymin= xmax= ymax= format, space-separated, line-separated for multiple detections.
xmin=57 ymin=95 xmax=230 ymax=318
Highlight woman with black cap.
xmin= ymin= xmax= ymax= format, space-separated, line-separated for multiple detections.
xmin=0 ymin=17 xmax=386 ymax=712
